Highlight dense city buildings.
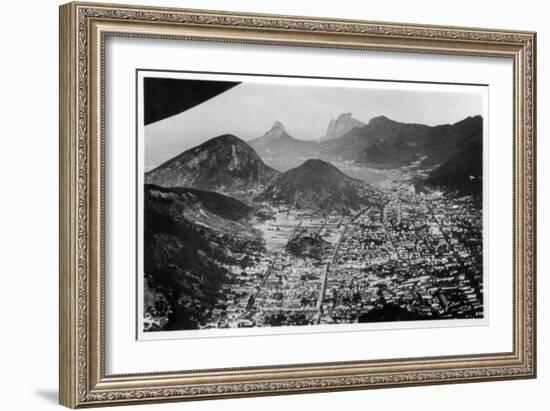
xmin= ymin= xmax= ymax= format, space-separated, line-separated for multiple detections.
xmin=142 ymin=104 xmax=484 ymax=332
xmin=199 ymin=166 xmax=483 ymax=329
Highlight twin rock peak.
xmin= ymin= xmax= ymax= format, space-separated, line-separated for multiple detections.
xmin=261 ymin=113 xmax=365 ymax=142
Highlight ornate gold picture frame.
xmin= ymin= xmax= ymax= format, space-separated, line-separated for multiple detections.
xmin=59 ymin=2 xmax=536 ymax=408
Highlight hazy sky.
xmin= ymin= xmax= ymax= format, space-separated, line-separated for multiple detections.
xmin=144 ymin=81 xmax=484 ymax=170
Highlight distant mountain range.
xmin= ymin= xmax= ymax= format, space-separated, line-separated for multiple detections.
xmin=322 ymin=115 xmax=427 ymax=167
xmin=146 ymin=114 xmax=483 ymax=199
xmin=248 ymin=115 xmax=482 ymax=175
xmin=322 ymin=115 xmax=483 ymax=170
xmin=146 ymin=134 xmax=279 ymax=191
xmin=254 ymin=159 xmax=365 ymax=213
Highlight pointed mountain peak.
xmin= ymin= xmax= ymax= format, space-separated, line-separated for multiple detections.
xmin=322 ymin=113 xmax=365 ymax=141
xmin=257 ymin=120 xmax=290 ymax=141
xmin=270 ymin=121 xmax=287 ymax=132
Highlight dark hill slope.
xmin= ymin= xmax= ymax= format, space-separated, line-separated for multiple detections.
xmin=143 ymin=185 xmax=260 ymax=331
xmin=426 ymin=142 xmax=483 ymax=195
xmin=255 ymin=159 xmax=364 ymax=213
xmin=146 ymin=134 xmax=279 ymax=191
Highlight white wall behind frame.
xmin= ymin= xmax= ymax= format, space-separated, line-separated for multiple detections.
xmin=0 ymin=0 xmax=546 ymax=410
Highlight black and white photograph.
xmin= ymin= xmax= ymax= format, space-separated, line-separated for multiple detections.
xmin=50 ymin=2 xmax=538 ymax=407
xmin=139 ymin=72 xmax=486 ymax=334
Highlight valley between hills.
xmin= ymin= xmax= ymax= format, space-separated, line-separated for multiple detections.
xmin=142 ymin=114 xmax=484 ymax=332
